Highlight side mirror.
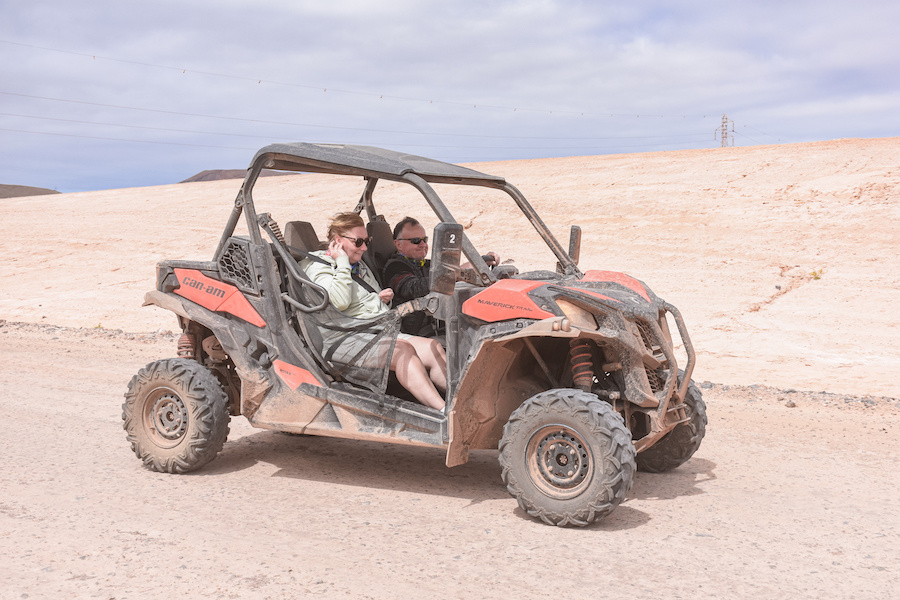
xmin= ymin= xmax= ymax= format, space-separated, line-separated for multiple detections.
xmin=429 ymin=222 xmax=463 ymax=295
xmin=557 ymin=225 xmax=582 ymax=274
xmin=568 ymin=225 xmax=581 ymax=265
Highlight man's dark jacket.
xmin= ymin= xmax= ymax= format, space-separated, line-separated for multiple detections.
xmin=383 ymin=252 xmax=438 ymax=336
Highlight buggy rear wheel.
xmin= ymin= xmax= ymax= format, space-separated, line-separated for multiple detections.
xmin=636 ymin=379 xmax=707 ymax=473
xmin=499 ymin=389 xmax=635 ymax=526
xmin=122 ymin=358 xmax=230 ymax=473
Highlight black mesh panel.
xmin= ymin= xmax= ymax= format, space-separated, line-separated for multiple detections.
xmin=297 ymin=304 xmax=400 ymax=396
xmin=219 ymin=238 xmax=259 ymax=294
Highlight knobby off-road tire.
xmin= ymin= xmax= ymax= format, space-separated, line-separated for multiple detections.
xmin=499 ymin=389 xmax=636 ymax=526
xmin=636 ymin=379 xmax=707 ymax=473
xmin=122 ymin=358 xmax=230 ymax=474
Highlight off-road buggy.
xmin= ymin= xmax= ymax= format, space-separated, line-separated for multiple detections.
xmin=123 ymin=143 xmax=706 ymax=526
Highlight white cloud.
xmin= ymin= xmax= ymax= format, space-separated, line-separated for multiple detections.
xmin=1 ymin=0 xmax=898 ymax=190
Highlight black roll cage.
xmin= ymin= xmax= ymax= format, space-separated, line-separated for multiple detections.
xmin=213 ymin=142 xmax=582 ymax=284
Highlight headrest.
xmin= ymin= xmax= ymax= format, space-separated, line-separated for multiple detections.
xmin=284 ymin=221 xmax=322 ymax=252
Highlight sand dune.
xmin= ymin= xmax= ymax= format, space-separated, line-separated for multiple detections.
xmin=2 ymin=137 xmax=897 ymax=396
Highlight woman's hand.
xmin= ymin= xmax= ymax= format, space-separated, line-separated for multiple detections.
xmin=327 ymin=237 xmax=346 ymax=259
xmin=378 ymin=289 xmax=394 ymax=304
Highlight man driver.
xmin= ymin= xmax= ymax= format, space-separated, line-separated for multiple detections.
xmin=383 ymin=217 xmax=499 ymax=336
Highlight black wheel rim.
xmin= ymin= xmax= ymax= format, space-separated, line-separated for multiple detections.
xmin=143 ymin=386 xmax=188 ymax=448
xmin=526 ymin=424 xmax=593 ymax=499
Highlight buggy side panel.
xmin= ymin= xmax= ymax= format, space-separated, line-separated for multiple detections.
xmin=447 ymin=336 xmax=560 ymax=466
xmin=172 ymin=268 xmax=266 ymax=327
xmin=461 ymin=279 xmax=555 ymax=322
xmin=581 ymin=270 xmax=651 ymax=303
xmin=273 ymin=359 xmax=323 ymax=388
xmin=249 ymin=381 xmax=445 ymax=448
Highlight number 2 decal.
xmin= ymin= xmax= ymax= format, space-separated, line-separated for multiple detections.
xmin=449 ymin=233 xmax=456 ymax=244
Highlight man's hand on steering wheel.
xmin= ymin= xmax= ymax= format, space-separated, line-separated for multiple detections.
xmin=482 ymin=251 xmax=500 ymax=267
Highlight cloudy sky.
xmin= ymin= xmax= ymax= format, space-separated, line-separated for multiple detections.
xmin=2 ymin=0 xmax=898 ymax=192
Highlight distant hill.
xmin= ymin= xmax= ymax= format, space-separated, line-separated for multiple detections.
xmin=0 ymin=184 xmax=61 ymax=199
xmin=180 ymin=169 xmax=291 ymax=183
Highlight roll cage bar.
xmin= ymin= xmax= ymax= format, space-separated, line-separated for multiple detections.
xmin=213 ymin=142 xmax=582 ymax=282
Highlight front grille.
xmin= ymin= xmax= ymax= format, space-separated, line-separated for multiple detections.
xmin=219 ymin=239 xmax=258 ymax=294
xmin=636 ymin=320 xmax=657 ymax=353
xmin=637 ymin=318 xmax=668 ymax=395
xmin=645 ymin=366 xmax=664 ymax=393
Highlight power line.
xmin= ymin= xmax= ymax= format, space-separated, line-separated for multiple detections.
xmin=730 ymin=129 xmax=765 ymax=145
xmin=1 ymin=124 xmax=714 ymax=153
xmin=0 ymin=111 xmax=274 ymax=141
xmin=737 ymin=122 xmax=781 ymax=143
xmin=0 ymin=91 xmax=712 ymax=142
xmin=0 ymin=127 xmax=253 ymax=150
xmin=0 ymin=39 xmax=716 ymax=120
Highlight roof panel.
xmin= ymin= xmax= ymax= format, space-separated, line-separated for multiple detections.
xmin=249 ymin=142 xmax=505 ymax=184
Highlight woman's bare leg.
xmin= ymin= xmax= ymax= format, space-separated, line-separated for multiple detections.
xmin=405 ymin=336 xmax=447 ymax=391
xmin=391 ymin=341 xmax=445 ymax=410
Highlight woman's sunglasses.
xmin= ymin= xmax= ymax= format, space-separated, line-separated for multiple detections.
xmin=340 ymin=235 xmax=373 ymax=248
xmin=396 ymin=236 xmax=428 ymax=245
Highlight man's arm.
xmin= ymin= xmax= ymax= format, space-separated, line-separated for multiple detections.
xmin=461 ymin=251 xmax=500 ymax=270
xmin=384 ymin=260 xmax=429 ymax=304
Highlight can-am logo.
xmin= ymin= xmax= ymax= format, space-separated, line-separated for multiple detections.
xmin=182 ymin=276 xmax=226 ymax=298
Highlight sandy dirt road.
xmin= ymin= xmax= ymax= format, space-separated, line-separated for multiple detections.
xmin=1 ymin=322 xmax=898 ymax=599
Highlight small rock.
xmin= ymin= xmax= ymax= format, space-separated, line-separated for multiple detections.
xmin=785 ymin=399 xmax=797 ymax=408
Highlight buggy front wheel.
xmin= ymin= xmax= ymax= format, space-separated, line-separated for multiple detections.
xmin=499 ymin=389 xmax=636 ymax=526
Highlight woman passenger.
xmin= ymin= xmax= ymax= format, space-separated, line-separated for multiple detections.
xmin=300 ymin=212 xmax=447 ymax=410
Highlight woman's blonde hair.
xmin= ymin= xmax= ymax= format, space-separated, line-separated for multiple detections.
xmin=326 ymin=212 xmax=365 ymax=242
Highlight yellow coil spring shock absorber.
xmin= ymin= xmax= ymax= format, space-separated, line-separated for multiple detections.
xmin=568 ymin=338 xmax=594 ymax=391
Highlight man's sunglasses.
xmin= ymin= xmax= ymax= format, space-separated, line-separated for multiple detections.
xmin=396 ymin=236 xmax=428 ymax=245
xmin=340 ymin=235 xmax=373 ymax=248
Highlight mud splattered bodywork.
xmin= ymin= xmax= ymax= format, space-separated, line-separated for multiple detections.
xmin=447 ymin=269 xmax=696 ymax=465
xmin=126 ymin=142 xmax=705 ymax=526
